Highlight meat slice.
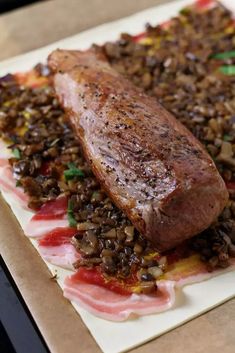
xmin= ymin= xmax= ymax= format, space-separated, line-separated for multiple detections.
xmin=38 ymin=227 xmax=80 ymax=269
xmin=48 ymin=49 xmax=228 ymax=251
xmin=38 ymin=227 xmax=78 ymax=246
xmin=0 ymin=164 xmax=29 ymax=208
xmin=25 ymin=197 xmax=69 ymax=237
xmin=24 ymin=218 xmax=69 ymax=237
xmin=39 ymin=243 xmax=80 ymax=270
xmin=63 ymin=256 xmax=235 ymax=321
xmin=64 ymin=275 xmax=175 ymax=321
xmin=31 ymin=196 xmax=68 ymax=221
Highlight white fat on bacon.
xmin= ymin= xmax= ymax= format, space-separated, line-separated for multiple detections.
xmin=63 ymin=278 xmax=176 ymax=321
xmin=24 ymin=218 xmax=69 ymax=237
xmin=38 ymin=243 xmax=80 ymax=270
xmin=0 ymin=140 xmax=12 ymax=162
xmin=0 ymin=164 xmax=29 ymax=208
xmin=0 ymin=142 xmax=29 ymax=207
xmin=174 ymin=260 xmax=235 ymax=287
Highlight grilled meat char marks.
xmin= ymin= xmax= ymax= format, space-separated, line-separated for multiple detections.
xmin=48 ymin=49 xmax=228 ymax=251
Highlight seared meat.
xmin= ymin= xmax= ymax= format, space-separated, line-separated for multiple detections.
xmin=48 ymin=49 xmax=228 ymax=251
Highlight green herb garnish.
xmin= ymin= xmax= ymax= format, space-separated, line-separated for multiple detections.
xmin=212 ymin=51 xmax=235 ymax=60
xmin=223 ymin=134 xmax=232 ymax=142
xmin=180 ymin=7 xmax=190 ymax=16
xmin=219 ymin=65 xmax=235 ymax=75
xmin=64 ymin=162 xmax=85 ymax=181
xmin=12 ymin=148 xmax=21 ymax=159
xmin=68 ymin=162 xmax=76 ymax=169
xmin=67 ymin=199 xmax=77 ymax=227
xmin=16 ymin=180 xmax=21 ymax=187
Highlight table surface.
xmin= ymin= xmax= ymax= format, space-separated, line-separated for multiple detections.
xmin=0 ymin=1 xmax=235 ymax=353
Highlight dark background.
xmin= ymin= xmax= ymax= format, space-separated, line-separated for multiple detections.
xmin=0 ymin=0 xmax=44 ymax=14
xmin=0 ymin=256 xmax=48 ymax=353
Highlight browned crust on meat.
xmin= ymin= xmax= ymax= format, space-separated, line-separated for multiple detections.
xmin=48 ymin=49 xmax=228 ymax=251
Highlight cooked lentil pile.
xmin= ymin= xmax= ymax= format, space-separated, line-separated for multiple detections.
xmin=100 ymin=1 xmax=235 ymax=267
xmin=103 ymin=3 xmax=235 ymax=178
xmin=0 ymin=2 xmax=235 ymax=292
xmin=0 ymin=70 xmax=162 ymax=292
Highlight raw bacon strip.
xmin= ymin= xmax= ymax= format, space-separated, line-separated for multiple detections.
xmin=49 ymin=49 xmax=228 ymax=251
xmin=39 ymin=227 xmax=78 ymax=246
xmin=0 ymin=159 xmax=9 ymax=167
xmin=32 ymin=196 xmax=68 ymax=221
xmin=63 ymin=254 xmax=235 ymax=321
xmin=196 ymin=0 xmax=215 ymax=9
xmin=39 ymin=244 xmax=80 ymax=270
xmin=226 ymin=181 xmax=235 ymax=191
xmin=0 ymin=165 xmax=29 ymax=208
xmin=35 ymin=222 xmax=235 ymax=320
xmin=0 ymin=140 xmax=12 ymax=161
xmin=73 ymin=267 xmax=136 ymax=295
xmin=64 ymin=277 xmax=175 ymax=321
xmin=25 ymin=196 xmax=69 ymax=237
xmin=132 ymin=32 xmax=146 ymax=43
xmin=38 ymin=227 xmax=81 ymax=269
xmin=24 ymin=218 xmax=69 ymax=237
xmin=0 ymin=141 xmax=28 ymax=205
xmin=162 ymin=254 xmax=235 ymax=287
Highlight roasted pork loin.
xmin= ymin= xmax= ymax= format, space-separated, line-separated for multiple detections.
xmin=48 ymin=49 xmax=228 ymax=251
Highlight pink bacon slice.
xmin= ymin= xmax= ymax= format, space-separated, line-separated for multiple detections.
xmin=62 ymin=254 xmax=235 ymax=321
xmin=24 ymin=218 xmax=69 ymax=238
xmin=25 ymin=197 xmax=69 ymax=237
xmin=0 ymin=165 xmax=29 ymax=209
xmin=32 ymin=196 xmax=68 ymax=221
xmin=64 ymin=276 xmax=176 ymax=321
xmin=38 ymin=227 xmax=80 ymax=269
xmin=39 ymin=243 xmax=80 ymax=269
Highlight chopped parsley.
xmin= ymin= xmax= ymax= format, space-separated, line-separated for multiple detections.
xmin=67 ymin=199 xmax=77 ymax=227
xmin=12 ymin=148 xmax=21 ymax=159
xmin=219 ymin=65 xmax=235 ymax=75
xmin=16 ymin=180 xmax=22 ymax=187
xmin=223 ymin=134 xmax=232 ymax=142
xmin=64 ymin=162 xmax=85 ymax=181
xmin=212 ymin=50 xmax=235 ymax=60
